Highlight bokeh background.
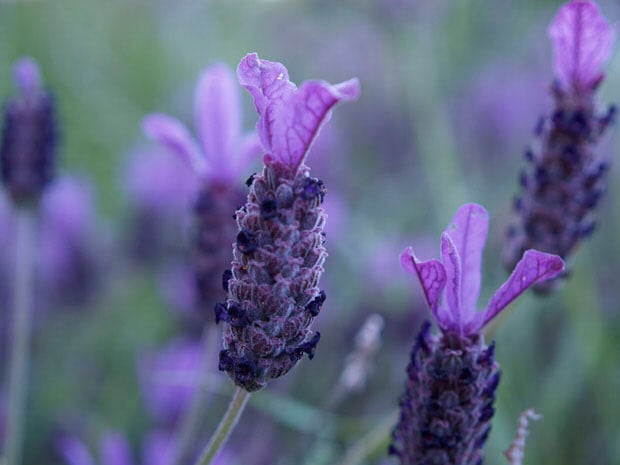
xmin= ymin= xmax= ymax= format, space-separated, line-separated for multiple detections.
xmin=0 ymin=0 xmax=619 ymax=464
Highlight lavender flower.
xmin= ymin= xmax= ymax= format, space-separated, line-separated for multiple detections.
xmin=504 ymin=0 xmax=615 ymax=290
xmin=143 ymin=63 xmax=261 ymax=315
xmin=391 ymin=203 xmax=564 ymax=465
xmin=1 ymin=57 xmax=57 ymax=206
xmin=216 ymin=53 xmax=360 ymax=392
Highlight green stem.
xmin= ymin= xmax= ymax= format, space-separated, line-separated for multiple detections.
xmin=4 ymin=209 xmax=36 ymax=465
xmin=193 ymin=387 xmax=250 ymax=465
xmin=170 ymin=325 xmax=220 ymax=465
xmin=337 ymin=410 xmax=399 ymax=465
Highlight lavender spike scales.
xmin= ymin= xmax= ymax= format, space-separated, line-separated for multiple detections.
xmin=217 ymin=53 xmax=360 ymax=391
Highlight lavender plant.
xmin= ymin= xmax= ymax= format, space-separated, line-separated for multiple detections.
xmin=143 ymin=63 xmax=261 ymax=317
xmin=391 ymin=203 xmax=564 ymax=465
xmin=504 ymin=0 xmax=616 ymax=291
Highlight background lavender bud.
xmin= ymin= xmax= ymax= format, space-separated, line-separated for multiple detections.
xmin=390 ymin=324 xmax=499 ymax=465
xmin=1 ymin=58 xmax=57 ymax=206
xmin=219 ymin=163 xmax=328 ymax=392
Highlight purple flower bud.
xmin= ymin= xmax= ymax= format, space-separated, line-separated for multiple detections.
xmin=505 ymin=1 xmax=615 ymax=291
xmin=1 ymin=57 xmax=57 ymax=205
xmin=218 ymin=54 xmax=360 ymax=391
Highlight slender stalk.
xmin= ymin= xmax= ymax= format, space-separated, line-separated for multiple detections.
xmin=4 ymin=208 xmax=37 ymax=465
xmin=337 ymin=410 xmax=399 ymax=465
xmin=170 ymin=325 xmax=220 ymax=465
xmin=193 ymin=387 xmax=250 ymax=465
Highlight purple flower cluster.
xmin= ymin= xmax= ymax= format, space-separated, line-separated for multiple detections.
xmin=1 ymin=57 xmax=57 ymax=206
xmin=217 ymin=53 xmax=360 ymax=391
xmin=391 ymin=204 xmax=564 ymax=464
xmin=505 ymin=0 xmax=616 ymax=291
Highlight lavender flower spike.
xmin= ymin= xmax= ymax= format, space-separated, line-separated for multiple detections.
xmin=1 ymin=57 xmax=57 ymax=205
xmin=143 ymin=63 xmax=261 ymax=314
xmin=390 ymin=203 xmax=563 ymax=465
xmin=217 ymin=53 xmax=360 ymax=391
xmin=505 ymin=0 xmax=616 ymax=291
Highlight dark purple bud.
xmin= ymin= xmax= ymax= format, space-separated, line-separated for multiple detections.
xmin=260 ymin=197 xmax=278 ymax=220
xmin=222 ymin=269 xmax=233 ymax=292
xmin=300 ymin=177 xmax=326 ymax=203
xmin=305 ymin=290 xmax=326 ymax=316
xmin=218 ymin=350 xmax=234 ymax=371
xmin=214 ymin=303 xmax=227 ymax=324
xmin=289 ymin=332 xmax=321 ymax=361
xmin=235 ymin=359 xmax=258 ymax=384
xmin=236 ymin=229 xmax=257 ymax=254
xmin=226 ymin=303 xmax=249 ymax=327
xmin=245 ymin=173 xmax=256 ymax=187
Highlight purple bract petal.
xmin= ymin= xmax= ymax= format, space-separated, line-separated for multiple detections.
xmin=440 ymin=233 xmax=462 ymax=329
xmin=100 ymin=432 xmax=134 ymax=465
xmin=482 ymin=250 xmax=565 ymax=328
xmin=444 ymin=203 xmax=488 ymax=314
xmin=194 ymin=63 xmax=241 ymax=175
xmin=548 ymin=0 xmax=615 ymax=91
xmin=237 ymin=52 xmax=360 ymax=174
xmin=142 ymin=114 xmax=206 ymax=176
xmin=13 ymin=56 xmax=42 ymax=95
xmin=56 ymin=435 xmax=97 ymax=465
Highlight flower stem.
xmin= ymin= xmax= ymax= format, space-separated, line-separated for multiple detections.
xmin=4 ymin=208 xmax=36 ymax=465
xmin=193 ymin=386 xmax=250 ymax=465
xmin=170 ymin=325 xmax=221 ymax=465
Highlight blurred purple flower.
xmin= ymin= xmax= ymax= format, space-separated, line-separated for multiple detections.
xmin=38 ymin=176 xmax=105 ymax=307
xmin=142 ymin=64 xmax=260 ymax=315
xmin=549 ymin=0 xmax=614 ymax=92
xmin=1 ymin=57 xmax=57 ymax=205
xmin=401 ymin=203 xmax=564 ymax=336
xmin=217 ymin=53 xmax=359 ymax=391
xmin=138 ymin=338 xmax=203 ymax=426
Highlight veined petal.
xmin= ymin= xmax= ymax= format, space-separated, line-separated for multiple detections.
xmin=237 ymin=53 xmax=360 ymax=174
xmin=441 ymin=233 xmax=463 ymax=329
xmin=194 ymin=64 xmax=241 ymax=174
xmin=142 ymin=113 xmax=207 ymax=176
xmin=444 ymin=203 xmax=488 ymax=314
xmin=55 ymin=436 xmax=97 ymax=465
xmin=101 ymin=432 xmax=134 ymax=465
xmin=400 ymin=246 xmax=446 ymax=312
xmin=482 ymin=250 xmax=565 ymax=329
xmin=237 ymin=53 xmax=296 ymax=154
xmin=548 ymin=0 xmax=615 ymax=91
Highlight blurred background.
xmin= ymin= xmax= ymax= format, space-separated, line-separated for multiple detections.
xmin=0 ymin=0 xmax=619 ymax=464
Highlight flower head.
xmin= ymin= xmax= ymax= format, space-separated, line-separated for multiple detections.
xmin=217 ymin=54 xmax=359 ymax=391
xmin=1 ymin=57 xmax=57 ymax=205
xmin=142 ymin=63 xmax=262 ymax=182
xmin=401 ymin=203 xmax=564 ymax=336
xmin=548 ymin=0 xmax=615 ymax=92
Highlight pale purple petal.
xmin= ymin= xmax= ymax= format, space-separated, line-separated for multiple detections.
xmin=13 ymin=56 xmax=42 ymax=95
xmin=444 ymin=203 xmax=488 ymax=313
xmin=194 ymin=64 xmax=241 ymax=173
xmin=56 ymin=435 xmax=97 ymax=465
xmin=237 ymin=53 xmax=360 ymax=173
xmin=548 ymin=0 xmax=615 ymax=91
xmin=237 ymin=53 xmax=296 ymax=153
xmin=440 ymin=233 xmax=463 ymax=328
xmin=141 ymin=430 xmax=176 ymax=465
xmin=400 ymin=247 xmax=446 ymax=312
xmin=482 ymin=250 xmax=565 ymax=329
xmin=100 ymin=432 xmax=134 ymax=465
xmin=142 ymin=114 xmax=207 ymax=176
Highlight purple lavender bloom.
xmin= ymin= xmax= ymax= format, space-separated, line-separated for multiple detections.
xmin=143 ymin=63 xmax=261 ymax=315
xmin=216 ymin=53 xmax=360 ymax=391
xmin=38 ymin=176 xmax=104 ymax=307
xmin=391 ymin=203 xmax=563 ymax=465
xmin=505 ymin=0 xmax=616 ymax=291
xmin=138 ymin=337 xmax=203 ymax=426
xmin=1 ymin=57 xmax=57 ymax=205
